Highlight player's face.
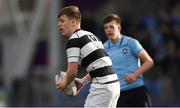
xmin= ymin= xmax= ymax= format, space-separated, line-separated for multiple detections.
xmin=58 ymin=15 xmax=73 ymax=37
xmin=104 ymin=20 xmax=121 ymax=40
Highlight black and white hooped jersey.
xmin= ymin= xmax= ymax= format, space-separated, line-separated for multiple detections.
xmin=66 ymin=29 xmax=115 ymax=78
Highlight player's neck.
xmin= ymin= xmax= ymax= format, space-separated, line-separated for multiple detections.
xmin=111 ymin=35 xmax=122 ymax=44
xmin=73 ymin=28 xmax=81 ymax=33
xmin=72 ymin=25 xmax=81 ymax=33
xmin=69 ymin=26 xmax=81 ymax=37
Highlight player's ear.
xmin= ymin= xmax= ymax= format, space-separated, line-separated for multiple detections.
xmin=118 ymin=25 xmax=121 ymax=32
xmin=71 ymin=18 xmax=77 ymax=26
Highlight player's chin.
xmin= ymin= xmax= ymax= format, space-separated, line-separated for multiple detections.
xmin=60 ymin=32 xmax=65 ymax=36
xmin=108 ymin=35 xmax=115 ymax=39
xmin=59 ymin=31 xmax=65 ymax=36
xmin=62 ymin=33 xmax=69 ymax=37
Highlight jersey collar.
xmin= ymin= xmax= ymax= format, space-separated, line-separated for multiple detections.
xmin=73 ymin=28 xmax=81 ymax=33
xmin=108 ymin=34 xmax=123 ymax=48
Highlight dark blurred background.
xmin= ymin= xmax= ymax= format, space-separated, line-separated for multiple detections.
xmin=0 ymin=0 xmax=180 ymax=107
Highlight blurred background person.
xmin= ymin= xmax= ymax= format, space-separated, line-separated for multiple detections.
xmin=103 ymin=13 xmax=154 ymax=107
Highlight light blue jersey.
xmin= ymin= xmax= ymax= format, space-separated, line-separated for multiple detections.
xmin=104 ymin=35 xmax=144 ymax=91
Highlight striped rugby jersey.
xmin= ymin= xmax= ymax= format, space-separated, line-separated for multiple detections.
xmin=66 ymin=29 xmax=115 ymax=78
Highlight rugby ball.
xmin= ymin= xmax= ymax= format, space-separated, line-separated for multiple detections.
xmin=55 ymin=71 xmax=77 ymax=96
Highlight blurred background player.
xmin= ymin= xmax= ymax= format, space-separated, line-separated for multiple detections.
xmin=57 ymin=6 xmax=120 ymax=108
xmin=103 ymin=13 xmax=154 ymax=107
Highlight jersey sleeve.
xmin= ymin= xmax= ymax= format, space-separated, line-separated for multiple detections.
xmin=128 ymin=39 xmax=144 ymax=57
xmin=66 ymin=38 xmax=80 ymax=63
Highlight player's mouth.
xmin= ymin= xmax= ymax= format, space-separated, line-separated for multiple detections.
xmin=59 ymin=28 xmax=63 ymax=33
xmin=107 ymin=33 xmax=113 ymax=36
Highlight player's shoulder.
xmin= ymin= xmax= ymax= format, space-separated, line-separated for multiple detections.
xmin=70 ymin=29 xmax=93 ymax=40
xmin=103 ymin=40 xmax=110 ymax=48
xmin=123 ymin=35 xmax=139 ymax=44
xmin=123 ymin=35 xmax=137 ymax=41
xmin=122 ymin=35 xmax=141 ymax=48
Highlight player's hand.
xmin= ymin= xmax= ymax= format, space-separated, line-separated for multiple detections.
xmin=74 ymin=78 xmax=84 ymax=93
xmin=56 ymin=78 xmax=68 ymax=92
xmin=125 ymin=74 xmax=136 ymax=83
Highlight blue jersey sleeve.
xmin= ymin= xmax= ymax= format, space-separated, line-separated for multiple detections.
xmin=128 ymin=39 xmax=144 ymax=57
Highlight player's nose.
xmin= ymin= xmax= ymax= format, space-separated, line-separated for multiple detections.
xmin=58 ymin=21 xmax=62 ymax=28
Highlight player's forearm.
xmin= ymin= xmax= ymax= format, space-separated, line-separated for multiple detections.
xmin=75 ymin=73 xmax=91 ymax=86
xmin=84 ymin=73 xmax=92 ymax=82
xmin=65 ymin=70 xmax=77 ymax=87
xmin=134 ymin=59 xmax=154 ymax=77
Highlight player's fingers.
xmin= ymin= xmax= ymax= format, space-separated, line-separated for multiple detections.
xmin=57 ymin=85 xmax=61 ymax=90
xmin=60 ymin=88 xmax=67 ymax=93
xmin=125 ymin=77 xmax=132 ymax=83
xmin=74 ymin=80 xmax=83 ymax=91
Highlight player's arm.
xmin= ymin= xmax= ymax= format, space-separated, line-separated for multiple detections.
xmin=59 ymin=62 xmax=78 ymax=92
xmin=126 ymin=50 xmax=154 ymax=83
xmin=74 ymin=73 xmax=91 ymax=93
xmin=76 ymin=73 xmax=91 ymax=85
xmin=135 ymin=50 xmax=154 ymax=76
